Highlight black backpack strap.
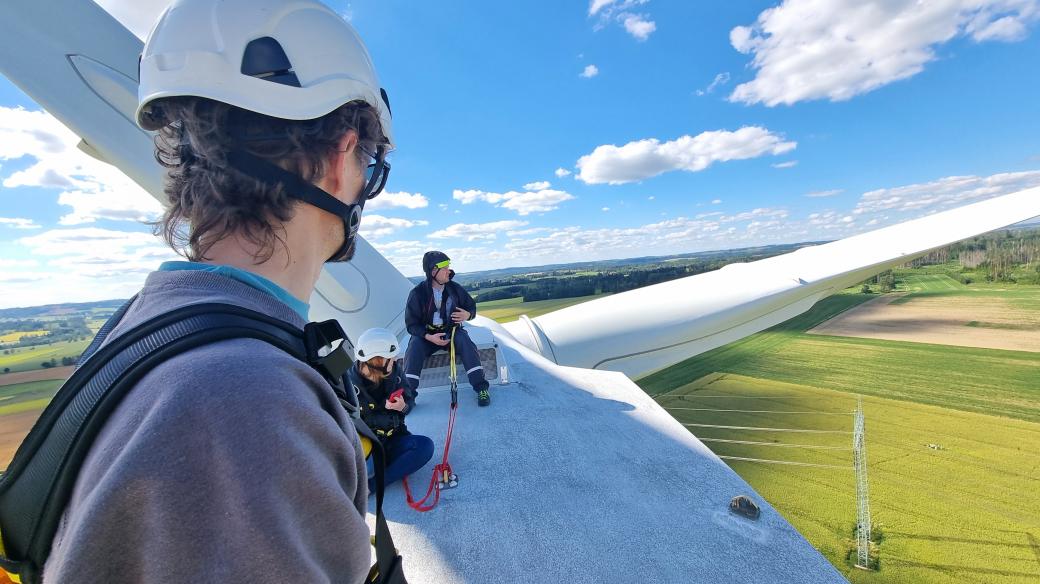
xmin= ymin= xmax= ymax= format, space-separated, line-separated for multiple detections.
xmin=355 ymin=419 xmax=406 ymax=584
xmin=0 ymin=302 xmax=405 ymax=584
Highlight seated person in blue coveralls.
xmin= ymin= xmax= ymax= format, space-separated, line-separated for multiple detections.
xmin=347 ymin=328 xmax=434 ymax=491
xmin=403 ymin=251 xmax=492 ymax=406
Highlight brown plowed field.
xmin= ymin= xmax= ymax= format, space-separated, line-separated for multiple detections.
xmin=0 ymin=409 xmax=40 ymax=469
xmin=0 ymin=366 xmax=74 ymax=386
xmin=808 ymin=294 xmax=1040 ymax=352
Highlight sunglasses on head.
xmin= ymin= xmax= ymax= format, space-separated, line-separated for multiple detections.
xmin=435 ymin=259 xmax=451 ymax=270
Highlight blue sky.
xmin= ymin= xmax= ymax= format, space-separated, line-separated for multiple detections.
xmin=2 ymin=0 xmax=1040 ymax=307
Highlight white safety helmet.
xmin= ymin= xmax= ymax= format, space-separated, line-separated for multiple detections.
xmin=354 ymin=328 xmax=400 ymax=362
xmin=136 ymin=0 xmax=394 ymax=146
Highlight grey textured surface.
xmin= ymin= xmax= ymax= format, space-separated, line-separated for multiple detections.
xmin=369 ymin=320 xmax=849 ymax=584
xmin=417 ymin=347 xmax=500 ymax=389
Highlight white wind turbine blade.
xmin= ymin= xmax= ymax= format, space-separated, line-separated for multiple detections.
xmin=504 ymin=188 xmax=1040 ymax=379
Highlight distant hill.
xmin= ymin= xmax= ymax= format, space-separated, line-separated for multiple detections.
xmin=0 ymin=299 xmax=127 ymax=320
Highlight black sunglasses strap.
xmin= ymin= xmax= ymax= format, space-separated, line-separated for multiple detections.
xmin=227 ymin=150 xmax=362 ymax=221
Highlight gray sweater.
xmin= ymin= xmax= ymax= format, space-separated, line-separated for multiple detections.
xmin=43 ymin=270 xmax=371 ymax=584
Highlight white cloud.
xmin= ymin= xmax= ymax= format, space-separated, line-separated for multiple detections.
xmin=358 ymin=214 xmax=429 ymax=239
xmin=729 ymin=0 xmax=1040 ymax=106
xmin=805 ymin=210 xmax=861 ymax=232
xmin=367 ymin=239 xmax=429 ymax=275
xmin=0 ymin=217 xmax=42 ymax=230
xmin=0 ymin=106 xmax=162 ymax=225
xmin=576 ymin=126 xmax=796 ymax=185
xmin=718 ymin=208 xmax=788 ymax=223
xmin=852 ymin=171 xmax=1040 ymax=216
xmin=506 ymin=227 xmax=553 ymax=238
xmin=56 ymin=189 xmax=161 ymax=225
xmin=589 ymin=0 xmax=616 ymax=16
xmin=602 ymin=207 xmax=611 ymax=212
xmin=581 ymin=64 xmax=600 ymax=78
xmin=0 ymin=259 xmax=39 ymax=268
xmin=428 ymin=220 xmax=528 ymax=241
xmin=2 ymin=227 xmax=175 ymax=308
xmin=711 ymin=199 xmax=722 ymax=204
xmin=15 ymin=227 xmax=175 ymax=284
xmin=453 ymin=187 xmax=575 ymax=215
xmin=18 ymin=227 xmax=163 ymax=257
xmin=589 ymin=1 xmax=655 ymax=40
xmin=620 ymin=13 xmax=656 ymax=41
xmin=805 ymin=189 xmax=843 ymax=198
xmin=589 ymin=0 xmax=647 ymax=17
xmin=523 ymin=181 xmax=552 ymax=191
xmin=365 ymin=190 xmax=429 ymax=211
xmin=696 ymin=72 xmax=731 ymax=96
xmin=385 ymin=169 xmax=1040 ymax=276
xmin=371 ymin=240 xmax=426 ymax=252
xmin=648 ymin=196 xmax=655 ymax=200
xmin=555 ymin=168 xmax=573 ymax=178
xmin=772 ymin=160 xmax=799 ymax=169
xmin=500 ymin=216 xmax=740 ymax=262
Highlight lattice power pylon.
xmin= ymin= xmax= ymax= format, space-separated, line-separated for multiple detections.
xmin=853 ymin=397 xmax=872 ymax=570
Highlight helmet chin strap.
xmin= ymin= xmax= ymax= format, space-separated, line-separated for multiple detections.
xmin=227 ymin=150 xmax=363 ymax=263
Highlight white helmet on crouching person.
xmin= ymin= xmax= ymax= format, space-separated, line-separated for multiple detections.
xmin=355 ymin=328 xmax=401 ymax=363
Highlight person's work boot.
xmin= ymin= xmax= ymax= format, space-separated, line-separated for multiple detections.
xmin=477 ymin=388 xmax=491 ymax=407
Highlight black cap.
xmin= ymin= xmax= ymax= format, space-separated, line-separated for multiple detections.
xmin=422 ymin=250 xmax=451 ymax=279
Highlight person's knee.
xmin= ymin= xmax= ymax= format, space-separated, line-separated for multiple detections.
xmin=415 ymin=435 xmax=434 ymax=461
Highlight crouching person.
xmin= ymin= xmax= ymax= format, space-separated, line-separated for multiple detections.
xmin=349 ymin=328 xmax=434 ymax=492
xmin=404 ymin=251 xmax=492 ymax=406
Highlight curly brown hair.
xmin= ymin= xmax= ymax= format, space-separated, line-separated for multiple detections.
xmin=151 ymin=97 xmax=385 ymax=262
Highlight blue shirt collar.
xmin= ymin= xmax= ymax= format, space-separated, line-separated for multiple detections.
xmin=158 ymin=261 xmax=310 ymax=320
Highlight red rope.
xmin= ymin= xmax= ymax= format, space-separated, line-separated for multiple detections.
xmin=402 ymin=402 xmax=458 ymax=512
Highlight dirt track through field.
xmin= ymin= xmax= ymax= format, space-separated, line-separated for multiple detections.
xmin=0 ymin=366 xmax=74 ymax=386
xmin=809 ymin=294 xmax=1040 ymax=352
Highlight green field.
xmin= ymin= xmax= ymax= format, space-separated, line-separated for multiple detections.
xmin=897 ymin=273 xmax=967 ymax=292
xmin=654 ymin=374 xmax=1040 ymax=584
xmin=0 ymin=379 xmax=62 ymax=412
xmin=889 ymin=283 xmax=1040 ymax=311
xmin=477 ymin=293 xmax=608 ymax=323
xmin=0 ymin=330 xmax=48 ymax=343
xmin=639 ymin=285 xmax=1040 ymax=583
xmin=0 ymin=338 xmax=91 ymax=373
xmin=640 ymin=292 xmax=1040 ymax=423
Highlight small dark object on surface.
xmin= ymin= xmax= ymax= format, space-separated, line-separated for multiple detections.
xmin=729 ymin=495 xmax=761 ymax=520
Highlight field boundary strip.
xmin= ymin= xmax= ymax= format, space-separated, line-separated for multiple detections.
xmin=683 ymin=422 xmax=853 ymax=434
xmin=664 ymin=407 xmax=853 ymax=415
xmin=698 ymin=438 xmax=851 ymax=450
xmin=717 ymin=455 xmax=851 ymax=470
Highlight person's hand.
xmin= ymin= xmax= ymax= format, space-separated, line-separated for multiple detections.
xmin=425 ymin=332 xmax=449 ymax=346
xmin=451 ymin=307 xmax=471 ymax=323
xmin=385 ymin=397 xmax=406 ymax=411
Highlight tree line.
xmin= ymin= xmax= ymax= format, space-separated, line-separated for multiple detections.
xmin=474 ymin=259 xmax=747 ymax=303
xmin=908 ymin=228 xmax=1040 ymax=283
xmin=0 ymin=316 xmax=93 ymax=349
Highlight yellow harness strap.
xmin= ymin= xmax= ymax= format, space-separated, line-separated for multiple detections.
xmin=360 ymin=434 xmax=374 ymax=458
xmin=0 ymin=529 xmax=22 ymax=583
xmin=449 ymin=327 xmax=457 ymax=382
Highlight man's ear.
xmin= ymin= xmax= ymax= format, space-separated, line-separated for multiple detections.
xmin=324 ymin=129 xmax=360 ymax=194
